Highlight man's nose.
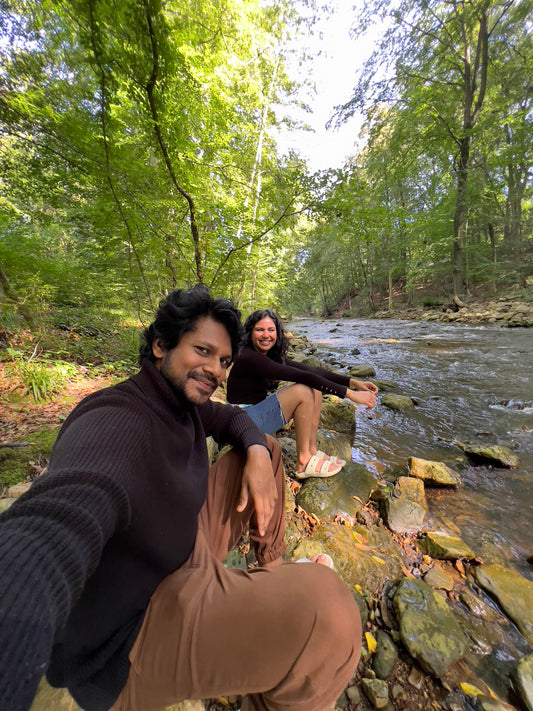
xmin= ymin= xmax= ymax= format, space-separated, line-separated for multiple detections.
xmin=203 ymin=356 xmax=225 ymax=380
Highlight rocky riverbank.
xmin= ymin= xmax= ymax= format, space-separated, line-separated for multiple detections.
xmin=7 ymin=329 xmax=533 ymax=711
xmin=343 ymin=293 xmax=533 ymax=328
xmin=269 ymin=335 xmax=533 ymax=711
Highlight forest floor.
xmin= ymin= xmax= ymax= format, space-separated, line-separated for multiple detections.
xmin=0 ymin=365 xmax=114 ymax=444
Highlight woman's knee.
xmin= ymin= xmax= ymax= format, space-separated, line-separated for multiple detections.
xmin=278 ymin=383 xmax=314 ymax=413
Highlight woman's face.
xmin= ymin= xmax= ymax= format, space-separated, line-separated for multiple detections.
xmin=250 ymin=316 xmax=278 ymax=354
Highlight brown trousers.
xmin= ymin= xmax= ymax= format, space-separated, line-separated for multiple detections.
xmin=110 ymin=437 xmax=361 ymax=711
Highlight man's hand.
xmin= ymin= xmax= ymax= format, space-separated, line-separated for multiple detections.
xmin=236 ymin=444 xmax=277 ymax=537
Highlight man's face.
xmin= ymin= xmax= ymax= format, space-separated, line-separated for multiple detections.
xmin=152 ymin=316 xmax=232 ymax=406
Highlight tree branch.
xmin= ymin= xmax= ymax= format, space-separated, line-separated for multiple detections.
xmin=142 ymin=0 xmax=203 ymax=282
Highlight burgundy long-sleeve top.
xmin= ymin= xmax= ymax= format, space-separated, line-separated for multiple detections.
xmin=227 ymin=346 xmax=350 ymax=404
xmin=0 ymin=359 xmax=267 ymax=711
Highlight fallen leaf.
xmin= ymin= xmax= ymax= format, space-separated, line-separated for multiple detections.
xmin=365 ymin=631 xmax=377 ymax=653
xmin=460 ymin=683 xmax=484 ymax=697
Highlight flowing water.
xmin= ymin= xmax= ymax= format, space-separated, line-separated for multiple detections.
xmin=288 ymin=317 xmax=533 ymax=579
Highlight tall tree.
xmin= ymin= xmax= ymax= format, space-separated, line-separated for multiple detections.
xmin=335 ymin=0 xmax=529 ymax=297
xmin=0 ymin=0 xmax=311 ymax=323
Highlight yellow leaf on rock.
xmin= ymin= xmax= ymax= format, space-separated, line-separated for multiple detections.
xmin=460 ymin=683 xmax=484 ymax=697
xmin=371 ymin=555 xmax=385 ymax=564
xmin=365 ymin=632 xmax=377 ymax=653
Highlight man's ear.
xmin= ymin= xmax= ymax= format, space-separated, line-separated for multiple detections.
xmin=152 ymin=338 xmax=166 ymax=359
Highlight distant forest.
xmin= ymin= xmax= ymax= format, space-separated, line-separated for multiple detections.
xmin=1 ymin=0 xmax=531 ymax=327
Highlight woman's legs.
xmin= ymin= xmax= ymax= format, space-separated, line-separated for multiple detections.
xmin=276 ymin=384 xmax=339 ymax=475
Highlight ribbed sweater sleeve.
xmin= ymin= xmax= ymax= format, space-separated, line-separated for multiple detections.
xmin=199 ymin=399 xmax=268 ymax=452
xmin=0 ymin=471 xmax=130 ymax=711
xmin=0 ymin=396 xmax=144 ymax=711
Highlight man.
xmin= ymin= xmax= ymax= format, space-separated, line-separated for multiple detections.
xmin=0 ymin=285 xmax=361 ymax=711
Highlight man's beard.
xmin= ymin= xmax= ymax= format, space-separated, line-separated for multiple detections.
xmin=159 ymin=359 xmax=217 ymax=406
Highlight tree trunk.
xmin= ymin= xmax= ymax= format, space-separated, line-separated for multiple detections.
xmin=451 ymin=6 xmax=488 ymax=297
xmin=452 ymin=120 xmax=471 ymax=296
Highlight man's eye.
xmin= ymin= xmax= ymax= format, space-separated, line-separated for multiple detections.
xmin=221 ymin=359 xmax=230 ymax=368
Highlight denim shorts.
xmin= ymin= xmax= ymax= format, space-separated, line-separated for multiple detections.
xmin=239 ymin=392 xmax=288 ymax=435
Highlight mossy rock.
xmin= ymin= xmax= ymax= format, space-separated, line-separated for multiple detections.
xmin=349 ymin=364 xmax=376 ymax=378
xmin=0 ymin=427 xmax=59 ymax=489
xmin=30 ymin=678 xmax=82 ymax=710
xmin=455 ymin=441 xmax=520 ymax=468
xmin=381 ymin=394 xmax=415 ymax=411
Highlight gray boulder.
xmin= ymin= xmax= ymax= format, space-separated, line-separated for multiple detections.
xmin=380 ymin=497 xmax=426 ymax=534
xmin=515 ymin=653 xmax=533 ymax=711
xmin=320 ymin=397 xmax=356 ymax=434
xmin=473 ymin=563 xmax=533 ymax=645
xmin=296 ymin=461 xmax=377 ymax=522
xmin=417 ymin=531 xmax=475 ymax=560
xmin=393 ymin=578 xmax=469 ymax=677
xmin=349 ymin=364 xmax=376 ymax=378
xmin=381 ymin=394 xmax=415 ymax=411
xmin=372 ymin=629 xmax=398 ymax=680
xmin=408 ymin=457 xmax=461 ymax=486
xmin=455 ymin=441 xmax=520 ymax=468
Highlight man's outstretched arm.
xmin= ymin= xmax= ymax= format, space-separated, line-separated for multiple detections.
xmin=0 ymin=471 xmax=129 ymax=711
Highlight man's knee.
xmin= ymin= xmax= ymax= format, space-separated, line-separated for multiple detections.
xmin=315 ymin=567 xmax=360 ymax=643
xmin=291 ymin=564 xmax=361 ymax=650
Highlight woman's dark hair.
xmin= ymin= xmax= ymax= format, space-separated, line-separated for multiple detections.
xmin=243 ymin=309 xmax=288 ymax=362
xmin=139 ymin=284 xmax=243 ymax=364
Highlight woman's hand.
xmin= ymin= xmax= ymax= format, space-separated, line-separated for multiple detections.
xmin=349 ymin=378 xmax=379 ymax=394
xmin=346 ymin=388 xmax=377 ymax=409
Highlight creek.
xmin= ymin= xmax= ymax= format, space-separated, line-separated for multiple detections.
xmin=288 ymin=317 xmax=533 ymax=580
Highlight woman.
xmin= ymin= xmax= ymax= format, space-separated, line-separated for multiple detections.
xmin=227 ymin=309 xmax=377 ymax=478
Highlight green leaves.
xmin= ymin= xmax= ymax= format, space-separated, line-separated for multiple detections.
xmin=0 ymin=0 xmax=311 ymax=317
